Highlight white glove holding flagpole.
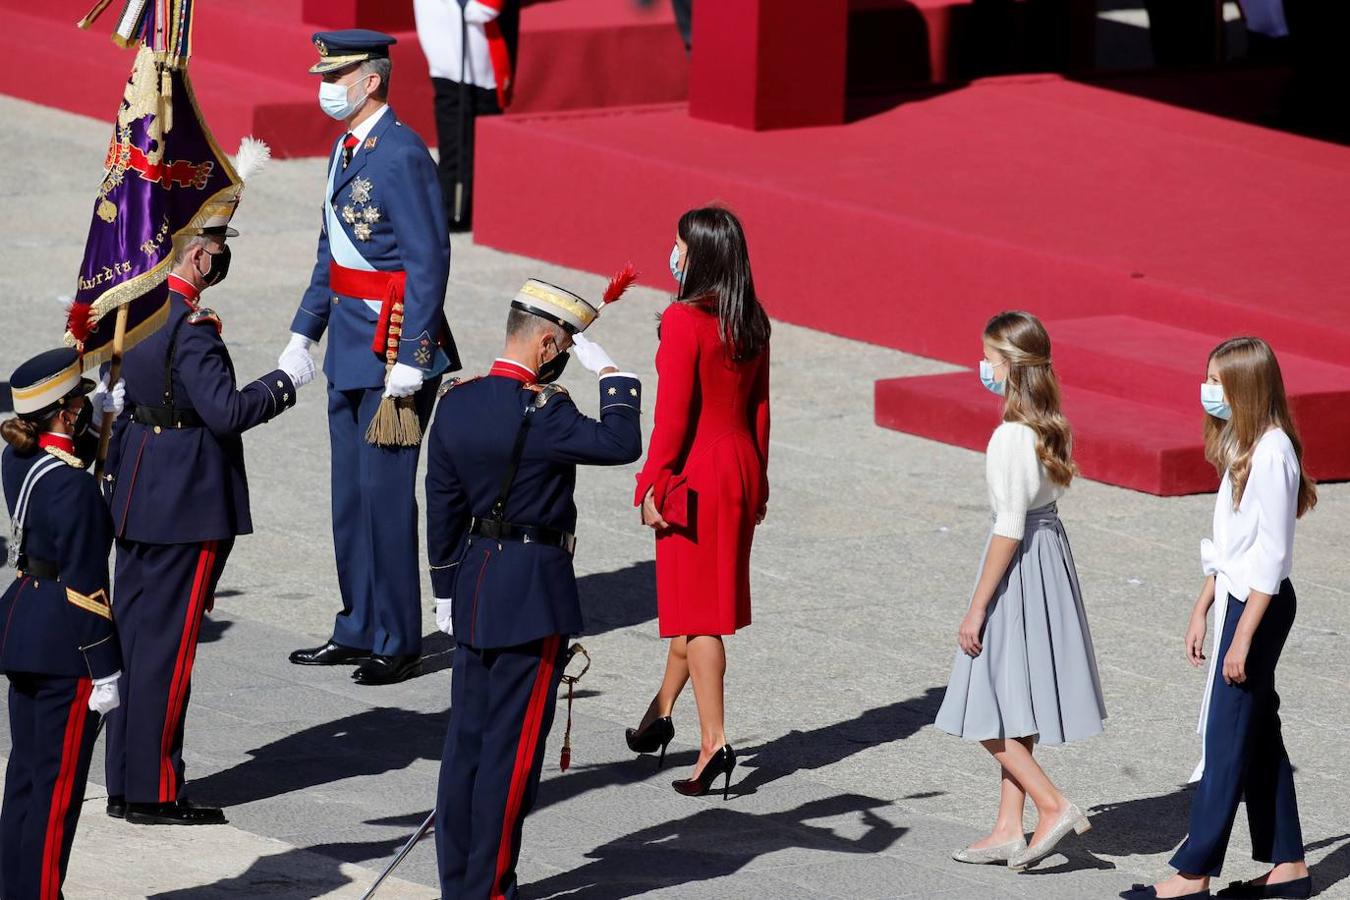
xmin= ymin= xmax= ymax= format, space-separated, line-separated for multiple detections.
xmin=434 ymin=598 xmax=454 ymax=636
xmin=90 ymin=376 xmax=126 ymax=417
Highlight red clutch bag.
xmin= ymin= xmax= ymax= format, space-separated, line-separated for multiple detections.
xmin=662 ymin=476 xmax=692 ymax=529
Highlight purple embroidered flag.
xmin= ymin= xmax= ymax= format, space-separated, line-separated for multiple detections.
xmin=66 ymin=43 xmax=241 ymax=367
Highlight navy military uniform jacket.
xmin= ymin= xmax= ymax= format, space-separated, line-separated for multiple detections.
xmin=106 ymin=287 xmax=297 ymax=544
xmin=425 ymin=367 xmax=643 ymax=649
xmin=1 ymin=444 xmax=120 ymax=679
xmin=291 ymin=106 xmax=460 ymax=391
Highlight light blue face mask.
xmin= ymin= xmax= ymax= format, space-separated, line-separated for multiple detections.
xmin=979 ymin=359 xmax=1005 ymax=396
xmin=669 ymin=243 xmax=685 ymax=285
xmin=1201 ymin=382 xmax=1231 ymax=420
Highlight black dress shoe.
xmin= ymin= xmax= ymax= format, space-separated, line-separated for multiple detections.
xmin=1121 ymin=886 xmax=1211 ymax=900
xmin=352 ymin=653 xmax=421 ymax=685
xmin=125 ymin=799 xmax=227 ymax=826
xmin=289 ymin=640 xmax=371 ymax=666
xmin=106 ymin=794 xmax=126 ymax=818
xmin=1216 ymin=876 xmax=1312 ymax=899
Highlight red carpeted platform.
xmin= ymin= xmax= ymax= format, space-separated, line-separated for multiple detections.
xmin=473 ymin=74 xmax=1350 ymax=494
xmin=0 ymin=0 xmax=688 ymax=157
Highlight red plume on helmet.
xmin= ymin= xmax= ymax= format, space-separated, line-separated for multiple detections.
xmin=602 ymin=263 xmax=638 ymax=305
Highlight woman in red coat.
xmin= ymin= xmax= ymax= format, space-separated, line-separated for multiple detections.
xmin=626 ymin=206 xmax=771 ymax=798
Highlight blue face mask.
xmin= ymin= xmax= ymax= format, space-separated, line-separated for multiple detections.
xmin=1201 ymin=382 xmax=1231 ymax=420
xmin=669 ymin=243 xmax=685 ymax=285
xmin=979 ymin=359 xmax=1005 ymax=396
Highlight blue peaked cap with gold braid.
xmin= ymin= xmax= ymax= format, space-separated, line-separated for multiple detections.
xmin=310 ymin=29 xmax=397 ymax=74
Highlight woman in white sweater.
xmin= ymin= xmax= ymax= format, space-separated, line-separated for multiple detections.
xmin=935 ymin=311 xmax=1107 ymax=872
xmin=1125 ymin=338 xmax=1316 ymax=900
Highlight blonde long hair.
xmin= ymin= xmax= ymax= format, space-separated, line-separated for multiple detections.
xmin=1205 ymin=337 xmax=1317 ymax=517
xmin=984 ymin=311 xmax=1077 ymax=487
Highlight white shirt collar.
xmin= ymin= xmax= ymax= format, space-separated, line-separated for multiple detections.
xmin=349 ymin=103 xmax=390 ymax=144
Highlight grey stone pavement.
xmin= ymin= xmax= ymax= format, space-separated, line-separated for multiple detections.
xmin=1 ymin=93 xmax=1348 ymax=899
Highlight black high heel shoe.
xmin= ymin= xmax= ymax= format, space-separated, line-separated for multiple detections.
xmin=673 ymin=744 xmax=736 ymax=800
xmin=625 ymin=716 xmax=675 ymax=769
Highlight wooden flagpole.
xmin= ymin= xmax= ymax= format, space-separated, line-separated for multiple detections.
xmin=93 ymin=304 xmax=129 ymax=480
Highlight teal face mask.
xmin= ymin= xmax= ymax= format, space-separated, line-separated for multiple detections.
xmin=979 ymin=359 xmax=1005 ymax=396
xmin=1201 ymin=382 xmax=1231 ymax=420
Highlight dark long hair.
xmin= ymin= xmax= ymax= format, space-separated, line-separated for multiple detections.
xmin=676 ymin=206 xmax=770 ymax=361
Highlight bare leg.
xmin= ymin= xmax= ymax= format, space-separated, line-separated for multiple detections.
xmin=980 ymin=737 xmax=1067 ymax=846
xmin=969 ymin=750 xmax=1029 ymax=849
xmin=638 ymin=636 xmax=689 ymax=731
xmin=685 ymin=634 xmax=727 ymax=776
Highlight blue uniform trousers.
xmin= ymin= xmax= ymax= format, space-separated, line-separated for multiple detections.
xmin=2 ymin=673 xmax=97 ymax=900
xmin=436 ymin=635 xmax=566 ymax=900
xmin=1172 ymin=582 xmax=1305 ymax=876
xmin=104 ymin=538 xmax=233 ymax=804
xmin=326 ymin=379 xmax=439 ymax=658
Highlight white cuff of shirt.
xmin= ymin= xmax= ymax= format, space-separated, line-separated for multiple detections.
xmin=599 ymin=371 xmax=639 ymax=381
xmin=93 ymin=672 xmax=122 ymax=686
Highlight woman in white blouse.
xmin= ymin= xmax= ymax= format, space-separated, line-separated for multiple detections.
xmin=1126 ymin=338 xmax=1316 ymax=900
xmin=935 ymin=311 xmax=1107 ymax=872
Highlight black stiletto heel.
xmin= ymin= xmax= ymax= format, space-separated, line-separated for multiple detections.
xmin=672 ymin=744 xmax=736 ymax=799
xmin=625 ymin=716 xmax=675 ymax=770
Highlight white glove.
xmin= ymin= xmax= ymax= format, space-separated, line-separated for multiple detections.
xmin=434 ymin=598 xmax=454 ymax=636
xmin=463 ymin=0 xmax=500 ymax=24
xmin=385 ymin=362 xmax=425 ymax=399
xmin=571 ymin=333 xmax=618 ymax=375
xmin=89 ymin=673 xmax=121 ymax=715
xmin=90 ymin=376 xmax=126 ymax=417
xmin=285 ymin=333 xmax=314 ymax=354
xmin=278 ymin=346 xmax=316 ymax=389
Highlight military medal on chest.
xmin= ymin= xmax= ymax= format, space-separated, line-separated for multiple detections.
xmin=342 ymin=175 xmax=380 ymax=241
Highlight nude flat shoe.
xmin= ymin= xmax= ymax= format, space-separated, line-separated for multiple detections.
xmin=1008 ymin=802 xmax=1090 ymax=871
xmin=951 ymin=836 xmax=1028 ymax=864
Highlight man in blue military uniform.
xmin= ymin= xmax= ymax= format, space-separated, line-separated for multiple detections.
xmin=426 ymin=277 xmax=641 ymax=899
xmin=2 ymin=349 xmax=122 ymax=897
xmin=102 ymin=213 xmax=316 ymax=825
xmin=285 ymin=29 xmax=460 ymax=686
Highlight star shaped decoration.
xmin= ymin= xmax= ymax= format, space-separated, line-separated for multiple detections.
xmin=350 ymin=176 xmax=373 ymax=204
xmin=362 ymin=206 xmax=381 ymax=224
xmin=630 ymin=388 xmax=638 ymax=396
xmin=342 ymin=205 xmax=358 ymax=225
xmin=607 ymin=387 xmax=617 ymax=396
xmin=353 ymin=222 xmax=373 ymax=241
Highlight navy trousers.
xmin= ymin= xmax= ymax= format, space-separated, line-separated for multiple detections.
xmin=2 ymin=674 xmax=97 ymax=900
xmin=326 ymin=380 xmax=439 ymax=658
xmin=436 ymin=635 xmax=566 ymax=900
xmin=1172 ymin=583 xmax=1305 ymax=876
xmin=104 ymin=538 xmax=233 ymax=804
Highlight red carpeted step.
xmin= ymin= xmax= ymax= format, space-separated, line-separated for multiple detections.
xmin=875 ymin=372 xmax=1218 ymax=495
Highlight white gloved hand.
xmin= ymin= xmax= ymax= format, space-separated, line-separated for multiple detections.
xmin=89 ymin=673 xmax=121 ymax=715
xmin=571 ymin=333 xmax=618 ymax=375
xmin=90 ymin=376 xmax=126 ymax=417
xmin=278 ymin=346 xmax=316 ymax=389
xmin=434 ymin=598 xmax=454 ymax=636
xmin=286 ymin=333 xmax=314 ymax=354
xmin=463 ymin=0 xmax=501 ymax=24
xmin=384 ymin=362 xmax=425 ymax=399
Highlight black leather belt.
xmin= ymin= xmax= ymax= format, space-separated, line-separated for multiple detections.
xmin=131 ymin=403 xmax=204 ymax=429
xmin=18 ymin=556 xmax=60 ymax=581
xmin=469 ymin=517 xmax=576 ymax=555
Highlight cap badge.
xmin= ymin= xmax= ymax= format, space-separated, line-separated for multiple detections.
xmin=315 ymin=38 xmax=329 ymax=56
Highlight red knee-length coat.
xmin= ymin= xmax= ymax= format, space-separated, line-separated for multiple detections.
xmin=634 ymin=301 xmax=770 ymax=637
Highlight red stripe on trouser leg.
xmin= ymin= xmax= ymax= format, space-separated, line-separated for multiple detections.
xmin=490 ymin=635 xmax=560 ymax=900
xmin=40 ymin=678 xmax=92 ymax=900
xmin=159 ymin=541 xmax=216 ymax=802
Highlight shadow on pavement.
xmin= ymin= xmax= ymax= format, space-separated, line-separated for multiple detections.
xmin=578 ymin=561 xmax=657 ymax=637
xmin=1022 ymin=785 xmax=1194 ymax=875
xmin=526 ymin=793 xmax=906 ymax=899
xmin=1307 ymin=832 xmax=1350 ymax=897
xmin=187 ymin=707 xmax=445 ymax=807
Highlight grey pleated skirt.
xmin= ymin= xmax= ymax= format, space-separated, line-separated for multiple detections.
xmin=934 ymin=503 xmax=1107 ymax=746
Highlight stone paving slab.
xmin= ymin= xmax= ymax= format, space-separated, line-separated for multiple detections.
xmin=2 ymin=92 xmax=1349 ymax=899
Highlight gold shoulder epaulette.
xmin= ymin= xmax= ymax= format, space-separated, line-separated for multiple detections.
xmin=438 ymin=375 xmax=482 ymax=398
xmin=43 ymin=446 xmax=84 ymax=469
xmin=528 ymin=383 xmax=569 ymax=408
xmin=187 ymin=308 xmax=223 ymax=332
